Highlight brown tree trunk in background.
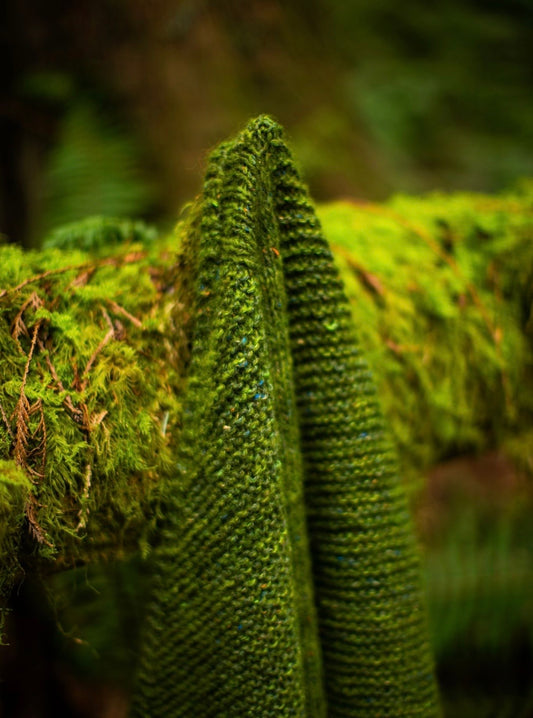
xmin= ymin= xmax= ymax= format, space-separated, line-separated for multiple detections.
xmin=0 ymin=1 xmax=60 ymax=246
xmin=0 ymin=0 xmax=383 ymax=247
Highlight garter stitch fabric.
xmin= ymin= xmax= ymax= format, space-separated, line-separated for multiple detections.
xmin=130 ymin=117 xmax=441 ymax=717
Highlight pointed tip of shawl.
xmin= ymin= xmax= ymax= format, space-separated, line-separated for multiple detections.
xmin=244 ymin=114 xmax=285 ymax=142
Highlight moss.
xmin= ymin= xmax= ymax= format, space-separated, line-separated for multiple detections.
xmin=0 ymin=460 xmax=32 ymax=636
xmin=0 ymin=226 xmax=188 ymax=623
xmin=43 ymin=215 xmax=158 ymax=253
xmin=0 ymin=186 xmax=532 ymax=643
xmin=318 ymin=186 xmax=533 ymax=485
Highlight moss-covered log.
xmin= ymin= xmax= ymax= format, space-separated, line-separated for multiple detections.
xmin=1 ymin=182 xmax=532 ymax=609
xmin=319 ymin=186 xmax=533 ymax=480
xmin=0 ymin=229 xmax=188 ymax=599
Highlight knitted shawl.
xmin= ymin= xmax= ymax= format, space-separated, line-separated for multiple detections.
xmin=130 ymin=116 xmax=440 ymax=717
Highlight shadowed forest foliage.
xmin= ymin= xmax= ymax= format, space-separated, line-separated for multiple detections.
xmin=1 ymin=0 xmax=532 ymax=247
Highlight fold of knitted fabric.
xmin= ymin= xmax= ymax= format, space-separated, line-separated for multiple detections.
xmin=130 ymin=116 xmax=441 ymax=717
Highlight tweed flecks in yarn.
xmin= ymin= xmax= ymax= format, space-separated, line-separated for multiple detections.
xmin=130 ymin=116 xmax=441 ymax=717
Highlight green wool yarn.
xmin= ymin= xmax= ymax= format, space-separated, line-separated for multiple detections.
xmin=130 ymin=116 xmax=440 ymax=717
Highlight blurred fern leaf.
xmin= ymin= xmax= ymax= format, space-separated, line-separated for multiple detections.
xmin=43 ymin=101 xmax=156 ymax=234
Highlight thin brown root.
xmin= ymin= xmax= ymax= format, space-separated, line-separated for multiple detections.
xmin=77 ymin=463 xmax=92 ymax=530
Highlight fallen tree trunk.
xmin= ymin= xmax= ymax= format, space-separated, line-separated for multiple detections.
xmin=3 ymin=178 xmax=531 ymax=587
xmin=0 ymin=230 xmax=188 ymax=584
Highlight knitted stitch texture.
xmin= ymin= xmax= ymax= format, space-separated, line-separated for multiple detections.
xmin=130 ymin=116 xmax=440 ymax=717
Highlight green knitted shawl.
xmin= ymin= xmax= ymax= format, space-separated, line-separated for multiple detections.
xmin=130 ymin=117 xmax=440 ymax=717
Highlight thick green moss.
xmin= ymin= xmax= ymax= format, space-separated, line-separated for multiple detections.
xmin=0 ymin=232 xmax=187 ymax=631
xmin=0 ymin=184 xmax=531 ymax=645
xmin=319 ymin=186 xmax=533 ymax=483
xmin=43 ymin=215 xmax=158 ymax=252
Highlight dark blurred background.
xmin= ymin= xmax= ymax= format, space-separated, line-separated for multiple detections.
xmin=1 ymin=0 xmax=532 ymax=247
